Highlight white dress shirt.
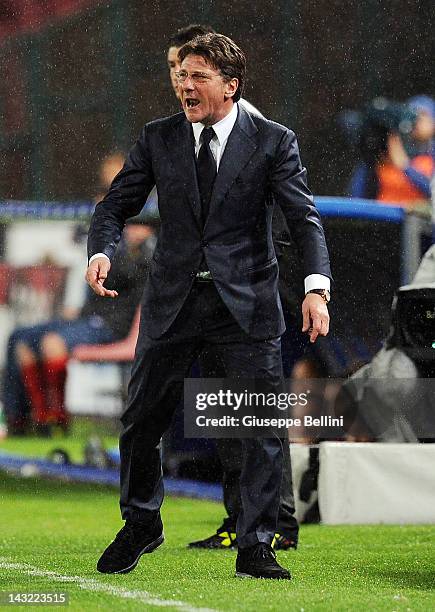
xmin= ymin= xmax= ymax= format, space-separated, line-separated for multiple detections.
xmin=191 ymin=102 xmax=238 ymax=170
xmin=90 ymin=102 xmax=330 ymax=294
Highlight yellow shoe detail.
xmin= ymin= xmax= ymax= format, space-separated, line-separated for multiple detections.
xmin=218 ymin=531 xmax=237 ymax=547
xmin=271 ymin=533 xmax=280 ymax=549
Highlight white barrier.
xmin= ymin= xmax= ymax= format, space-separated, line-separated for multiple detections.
xmin=65 ymin=361 xmax=123 ymax=417
xmin=0 ymin=306 xmax=15 ymax=369
xmin=318 ymin=442 xmax=435 ymax=524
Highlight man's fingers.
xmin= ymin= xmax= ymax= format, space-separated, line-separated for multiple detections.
xmin=310 ymin=314 xmax=329 ymax=342
xmin=302 ymin=294 xmax=330 ymax=342
xmin=86 ymin=269 xmax=104 ymax=296
xmin=309 ymin=315 xmax=322 ymax=343
xmin=86 ymin=272 xmax=105 ymax=296
xmin=98 ymin=283 xmax=118 ymax=298
xmin=321 ymin=317 xmax=330 ymax=336
xmin=85 ymin=257 xmax=117 ymax=298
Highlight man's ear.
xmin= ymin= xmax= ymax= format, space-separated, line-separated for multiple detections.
xmin=224 ymin=78 xmax=239 ymax=100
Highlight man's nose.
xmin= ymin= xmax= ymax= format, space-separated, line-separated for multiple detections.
xmin=182 ymin=75 xmax=195 ymax=90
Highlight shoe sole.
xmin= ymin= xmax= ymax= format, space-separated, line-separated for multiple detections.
xmin=106 ymin=533 xmax=165 ymax=575
xmin=235 ymin=571 xmax=291 ymax=580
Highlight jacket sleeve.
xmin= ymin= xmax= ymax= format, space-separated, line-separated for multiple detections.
xmin=87 ymin=125 xmax=155 ymax=261
xmin=404 ymin=166 xmax=431 ymax=199
xmin=270 ymin=128 xmax=332 ymax=280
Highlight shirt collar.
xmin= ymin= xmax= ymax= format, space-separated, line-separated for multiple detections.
xmin=191 ymin=103 xmax=238 ymax=147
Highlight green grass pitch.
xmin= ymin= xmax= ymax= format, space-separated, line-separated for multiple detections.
xmin=1 ymin=472 xmax=435 ymax=611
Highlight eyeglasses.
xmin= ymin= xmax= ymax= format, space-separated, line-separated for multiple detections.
xmin=175 ymin=70 xmax=220 ymax=84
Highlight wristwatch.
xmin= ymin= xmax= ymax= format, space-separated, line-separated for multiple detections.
xmin=307 ymin=288 xmax=331 ymax=303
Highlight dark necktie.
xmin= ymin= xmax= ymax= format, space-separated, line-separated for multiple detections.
xmin=197 ymin=127 xmax=217 ymax=223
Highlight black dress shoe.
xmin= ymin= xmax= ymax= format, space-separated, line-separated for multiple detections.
xmin=188 ymin=528 xmax=237 ymax=549
xmin=97 ymin=516 xmax=164 ymax=574
xmin=235 ymin=542 xmax=291 ymax=580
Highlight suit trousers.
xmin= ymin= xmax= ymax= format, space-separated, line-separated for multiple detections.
xmin=199 ymin=347 xmax=299 ymax=541
xmin=214 ymin=437 xmax=298 ymax=539
xmin=119 ymin=280 xmax=285 ymax=548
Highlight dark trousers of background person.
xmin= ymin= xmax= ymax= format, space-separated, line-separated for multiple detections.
xmin=199 ymin=304 xmax=306 ymax=540
xmin=119 ymin=280 xmax=285 ymax=548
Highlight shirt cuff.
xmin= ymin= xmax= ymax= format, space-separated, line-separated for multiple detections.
xmin=304 ymin=274 xmax=331 ymax=294
xmin=89 ymin=253 xmax=110 ymax=265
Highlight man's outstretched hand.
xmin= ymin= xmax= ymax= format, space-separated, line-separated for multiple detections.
xmin=302 ymin=293 xmax=330 ymax=343
xmin=85 ymin=256 xmax=118 ymax=298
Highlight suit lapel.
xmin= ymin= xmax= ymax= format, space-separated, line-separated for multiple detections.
xmin=206 ymin=106 xmax=258 ymax=225
xmin=164 ymin=117 xmax=202 ymax=227
xmin=162 ymin=107 xmax=258 ymax=229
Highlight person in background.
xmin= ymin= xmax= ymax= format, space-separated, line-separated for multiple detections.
xmin=62 ymin=152 xmax=127 ymax=321
xmin=2 ymin=153 xmax=154 ymax=435
xmin=406 ymin=96 xmax=435 ymax=162
xmin=9 ymin=217 xmax=153 ymax=434
xmin=94 ymin=152 xmax=126 ymax=204
xmin=166 ymin=24 xmax=305 ymax=551
xmin=349 ymin=96 xmax=434 ymax=206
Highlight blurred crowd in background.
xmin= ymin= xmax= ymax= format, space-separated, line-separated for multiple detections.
xmin=0 ymin=91 xmax=432 ymax=443
xmin=342 ymin=95 xmax=434 ymax=205
xmin=0 ymin=5 xmax=433 ymax=498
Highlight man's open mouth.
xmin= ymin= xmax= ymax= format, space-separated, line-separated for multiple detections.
xmin=186 ymin=98 xmax=200 ymax=108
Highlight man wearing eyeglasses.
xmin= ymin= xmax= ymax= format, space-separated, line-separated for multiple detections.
xmin=167 ymin=24 xmax=303 ymax=554
xmin=87 ymin=33 xmax=331 ymax=580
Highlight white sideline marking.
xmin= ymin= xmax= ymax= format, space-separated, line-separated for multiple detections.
xmin=0 ymin=559 xmax=218 ymax=612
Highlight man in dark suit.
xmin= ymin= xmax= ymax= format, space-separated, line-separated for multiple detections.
xmin=168 ymin=23 xmax=302 ymax=552
xmin=87 ymin=33 xmax=331 ymax=580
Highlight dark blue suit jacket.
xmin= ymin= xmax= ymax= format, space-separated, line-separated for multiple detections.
xmin=88 ymin=105 xmax=331 ymax=339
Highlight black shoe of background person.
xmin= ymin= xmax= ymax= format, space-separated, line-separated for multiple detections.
xmin=97 ymin=516 xmax=164 ymax=574
xmin=188 ymin=526 xmax=237 ymax=549
xmin=235 ymin=542 xmax=291 ymax=580
xmin=272 ymin=533 xmax=298 ymax=551
xmin=188 ymin=528 xmax=297 ymax=551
